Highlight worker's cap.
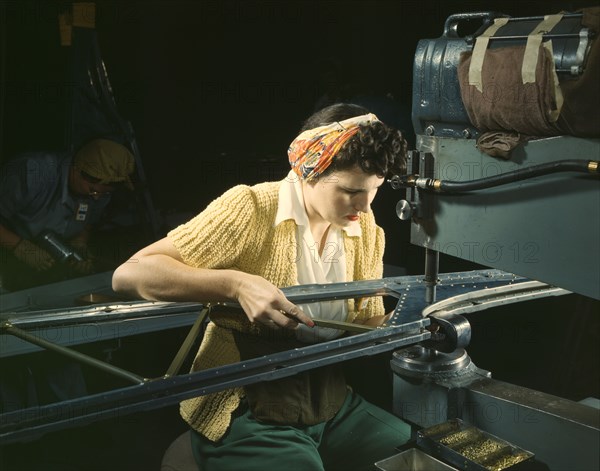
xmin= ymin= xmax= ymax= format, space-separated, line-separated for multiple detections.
xmin=74 ymin=139 xmax=135 ymax=190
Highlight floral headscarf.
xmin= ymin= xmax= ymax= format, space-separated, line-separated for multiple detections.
xmin=288 ymin=113 xmax=379 ymax=181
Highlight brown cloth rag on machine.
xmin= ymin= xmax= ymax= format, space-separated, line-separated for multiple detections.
xmin=476 ymin=132 xmax=522 ymax=159
xmin=458 ymin=43 xmax=562 ymax=138
xmin=458 ymin=6 xmax=600 ymax=152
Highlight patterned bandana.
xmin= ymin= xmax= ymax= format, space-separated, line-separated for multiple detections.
xmin=288 ymin=113 xmax=379 ymax=181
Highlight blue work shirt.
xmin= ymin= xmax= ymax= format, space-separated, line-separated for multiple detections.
xmin=0 ymin=152 xmax=110 ymax=241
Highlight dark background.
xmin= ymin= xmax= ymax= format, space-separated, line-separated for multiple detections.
xmin=1 ymin=0 xmax=596 ymax=212
xmin=1 ymin=1 xmax=599 ymax=470
xmin=1 ymin=0 xmax=598 ymax=269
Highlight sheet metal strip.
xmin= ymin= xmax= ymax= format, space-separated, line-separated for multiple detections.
xmin=422 ymin=281 xmax=570 ymax=318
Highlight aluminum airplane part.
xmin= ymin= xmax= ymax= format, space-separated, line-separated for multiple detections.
xmin=1 ymin=270 xmax=521 ymax=358
xmin=1 ymin=270 xmax=559 ymax=444
xmin=1 ymin=317 xmax=430 ymax=444
xmin=421 ymin=280 xmax=571 ymax=318
xmin=0 ymin=299 xmax=207 ymax=358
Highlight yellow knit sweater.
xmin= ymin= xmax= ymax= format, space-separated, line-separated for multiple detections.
xmin=168 ymin=180 xmax=385 ymax=441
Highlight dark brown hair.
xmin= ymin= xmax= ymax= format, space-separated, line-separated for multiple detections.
xmin=301 ymin=103 xmax=407 ymax=178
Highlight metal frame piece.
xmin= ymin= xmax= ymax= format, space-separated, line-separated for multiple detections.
xmin=0 ymin=300 xmax=207 ymax=357
xmin=1 ymin=323 xmax=147 ymax=385
xmin=164 ymin=306 xmax=210 ymax=377
xmin=1 ymin=317 xmax=429 ymax=443
xmin=0 ymin=270 xmax=536 ymax=444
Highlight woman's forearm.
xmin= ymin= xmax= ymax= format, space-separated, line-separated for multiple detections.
xmin=111 ymin=235 xmax=248 ymax=303
xmin=112 ymin=253 xmax=245 ymax=302
xmin=112 ymin=237 xmax=313 ymax=329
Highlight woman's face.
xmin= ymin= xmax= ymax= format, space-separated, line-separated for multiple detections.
xmin=302 ymin=165 xmax=384 ymax=228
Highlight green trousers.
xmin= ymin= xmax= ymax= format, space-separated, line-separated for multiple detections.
xmin=190 ymin=390 xmax=411 ymax=471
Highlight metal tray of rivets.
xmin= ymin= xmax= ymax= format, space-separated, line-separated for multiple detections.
xmin=417 ymin=419 xmax=534 ymax=471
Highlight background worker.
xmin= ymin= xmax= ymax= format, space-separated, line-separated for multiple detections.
xmin=0 ymin=138 xmax=135 ymax=291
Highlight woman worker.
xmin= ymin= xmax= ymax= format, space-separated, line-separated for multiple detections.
xmin=112 ymin=103 xmax=411 ymax=470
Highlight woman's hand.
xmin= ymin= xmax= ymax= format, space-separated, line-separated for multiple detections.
xmin=234 ymin=273 xmax=314 ymax=330
xmin=112 ymin=237 xmax=314 ymax=331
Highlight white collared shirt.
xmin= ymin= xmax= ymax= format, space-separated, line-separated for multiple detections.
xmin=275 ymin=171 xmax=361 ymax=343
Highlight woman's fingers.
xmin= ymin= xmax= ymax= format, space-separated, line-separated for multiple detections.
xmin=249 ymin=304 xmax=315 ymax=330
xmin=236 ymin=274 xmax=314 ymax=330
xmin=278 ymin=303 xmax=315 ymax=328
